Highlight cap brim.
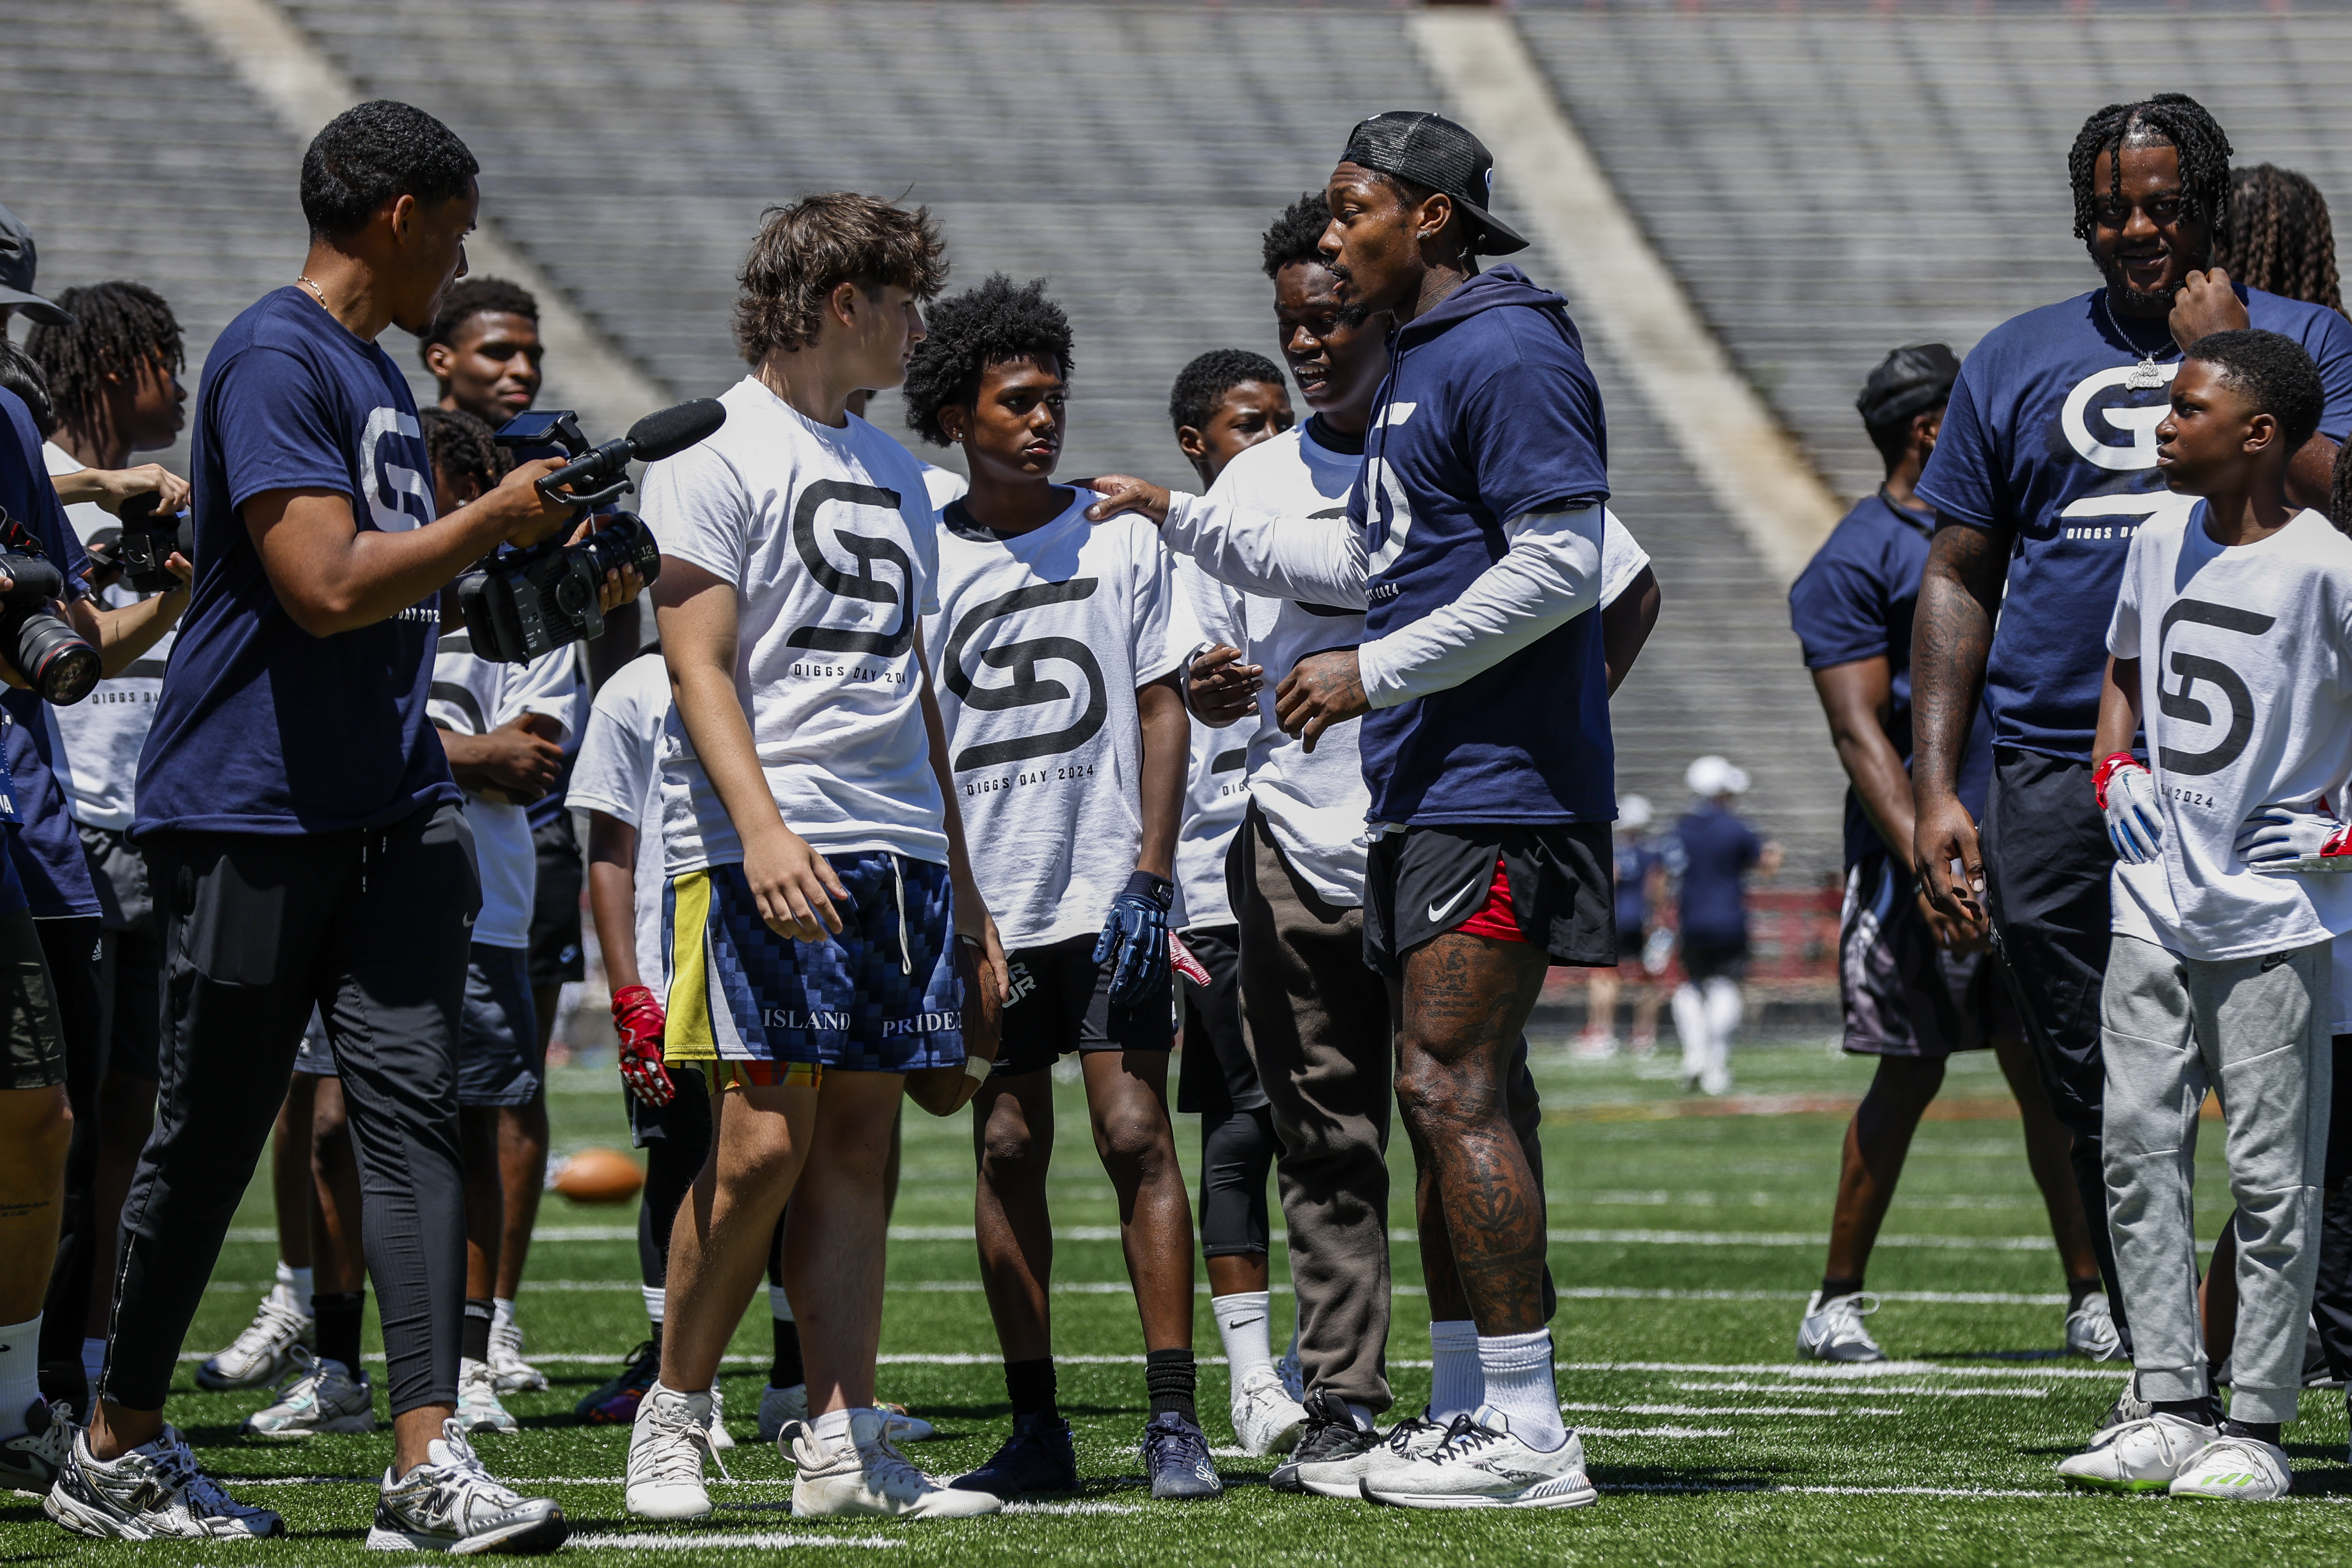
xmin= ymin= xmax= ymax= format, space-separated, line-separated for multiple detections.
xmin=0 ymin=285 xmax=74 ymax=327
xmin=1457 ymin=198 xmax=1530 ymax=256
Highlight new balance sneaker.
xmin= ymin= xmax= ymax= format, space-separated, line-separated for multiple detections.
xmin=244 ymin=1349 xmax=377 ymax=1439
xmin=1271 ymin=1389 xmax=1382 ymax=1495
xmin=2065 ymin=1292 xmax=2123 ymax=1361
xmin=1358 ymin=1406 xmax=1597 ymax=1510
xmin=576 ymin=1338 xmax=661 ymax=1425
xmin=2093 ymin=1369 xmax=2153 ymax=1437
xmin=1797 ymin=1290 xmax=1886 ymax=1363
xmin=0 ymin=1397 xmax=74 ymax=1494
xmin=1316 ymin=1409 xmax=1458 ymax=1500
xmin=2168 ymin=1435 xmax=2292 ymax=1500
xmin=625 ymin=1384 xmax=719 ymax=1520
xmin=789 ymin=1408 xmax=1000 ymax=1519
xmin=2055 ymin=1412 xmax=2220 ymax=1493
xmin=1140 ymin=1411 xmax=1222 ymax=1500
xmin=1230 ymin=1368 xmax=1307 ymax=1456
xmin=756 ymin=1382 xmax=936 ymax=1445
xmin=45 ymin=1425 xmax=284 ymax=1540
xmin=367 ymin=1418 xmax=567 ymax=1552
xmin=193 ymin=1283 xmax=312 ymax=1391
xmin=953 ymin=1411 xmax=1077 ymax=1498
xmin=487 ymin=1313 xmax=549 ymax=1396
xmin=704 ymin=1383 xmax=735 ymax=1452
xmin=456 ymin=1357 xmax=519 ymax=1435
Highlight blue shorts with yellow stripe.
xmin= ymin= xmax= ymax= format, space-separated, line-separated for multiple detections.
xmin=662 ymin=851 xmax=964 ymax=1077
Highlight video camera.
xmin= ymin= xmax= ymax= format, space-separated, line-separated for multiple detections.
xmin=0 ymin=506 xmax=98 ymax=705
xmin=103 ymin=491 xmax=194 ymax=596
xmin=456 ymin=399 xmax=725 ymax=664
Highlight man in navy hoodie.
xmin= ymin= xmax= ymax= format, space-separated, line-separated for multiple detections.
xmin=1090 ymin=111 xmax=1613 ymax=1511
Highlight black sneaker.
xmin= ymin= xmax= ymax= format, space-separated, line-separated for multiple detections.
xmin=954 ymin=1411 xmax=1078 ymax=1498
xmin=576 ymin=1339 xmax=662 ymax=1425
xmin=1270 ymin=1389 xmax=1381 ymax=1494
xmin=1140 ymin=1411 xmax=1222 ymax=1500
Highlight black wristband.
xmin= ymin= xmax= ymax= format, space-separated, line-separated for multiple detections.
xmin=1122 ymin=870 xmax=1174 ymax=910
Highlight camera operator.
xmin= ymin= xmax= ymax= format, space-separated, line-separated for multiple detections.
xmin=47 ymin=101 xmax=610 ymax=1551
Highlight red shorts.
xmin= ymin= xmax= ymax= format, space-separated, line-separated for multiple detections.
xmin=1454 ymin=856 xmax=1527 ymax=944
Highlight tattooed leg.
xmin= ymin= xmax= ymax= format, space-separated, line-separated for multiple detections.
xmin=1395 ymin=934 xmax=1552 ymax=1336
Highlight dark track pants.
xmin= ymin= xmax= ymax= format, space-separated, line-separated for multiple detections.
xmin=103 ymin=803 xmax=477 ymax=1415
xmin=36 ymin=915 xmax=106 ymax=1372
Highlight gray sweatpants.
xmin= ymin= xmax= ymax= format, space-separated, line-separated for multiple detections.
xmin=2101 ymin=932 xmax=2332 ymax=1424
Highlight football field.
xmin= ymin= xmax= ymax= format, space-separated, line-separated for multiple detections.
xmin=5 ymin=1035 xmax=2336 ymax=1567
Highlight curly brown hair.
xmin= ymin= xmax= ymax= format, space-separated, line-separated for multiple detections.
xmin=2216 ymin=164 xmax=2343 ymax=316
xmin=733 ymin=193 xmax=948 ymax=364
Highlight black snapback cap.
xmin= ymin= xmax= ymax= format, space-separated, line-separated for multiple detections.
xmin=1340 ymin=111 xmax=1529 ymax=257
xmin=1856 ymin=343 xmax=1961 ymax=429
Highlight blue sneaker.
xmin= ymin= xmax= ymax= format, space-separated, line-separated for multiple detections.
xmin=955 ymin=1412 xmax=1077 ymax=1498
xmin=1141 ymin=1411 xmax=1223 ymax=1500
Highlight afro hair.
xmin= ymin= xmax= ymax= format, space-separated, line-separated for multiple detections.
xmin=1261 ymin=191 xmax=1332 ymax=280
xmin=901 ymin=274 xmax=1072 ymax=448
xmin=1169 ymin=349 xmax=1286 ymax=435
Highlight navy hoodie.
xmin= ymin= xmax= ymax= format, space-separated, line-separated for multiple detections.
xmin=1347 ymin=264 xmax=1614 ymax=827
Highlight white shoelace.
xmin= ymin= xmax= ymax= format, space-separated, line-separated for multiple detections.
xmin=859 ymin=1434 xmax=931 ymax=1495
xmin=153 ymin=1432 xmax=256 ymax=1518
xmin=231 ymin=1292 xmax=307 ymax=1358
xmin=268 ymin=1347 xmax=327 ymax=1402
xmin=640 ymin=1402 xmax=727 ymax=1484
xmin=418 ymin=1425 xmax=529 ymax=1518
xmin=1820 ymin=1293 xmax=1881 ymax=1337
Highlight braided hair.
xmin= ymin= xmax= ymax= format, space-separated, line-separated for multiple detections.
xmin=2067 ymin=94 xmax=2233 ymax=249
xmin=2216 ymin=164 xmax=2342 ymax=315
xmin=0 ymin=338 xmax=57 ymax=439
xmin=22 ymin=281 xmax=183 ymax=442
xmin=2332 ymin=425 xmax=2352 ymax=538
xmin=417 ymin=406 xmax=506 ymax=505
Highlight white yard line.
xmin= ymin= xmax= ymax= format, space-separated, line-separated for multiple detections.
xmin=1561 ymin=1360 xmax=2127 ymax=1382
xmin=1675 ymin=1381 xmax=2048 ymax=1399
xmin=567 ymin=1533 xmax=900 ymax=1550
xmin=221 ymin=1224 xmax=2069 ymax=1252
xmin=1563 ymin=1401 xmax=1901 ymax=1419
xmin=1579 ymin=1426 xmax=1738 ymax=1439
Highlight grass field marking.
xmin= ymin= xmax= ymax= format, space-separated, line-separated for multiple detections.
xmin=1562 ymin=1401 xmax=1902 ymax=1418
xmin=1559 ymin=1360 xmax=2130 ymax=1382
xmin=566 ymin=1532 xmax=901 ymax=1549
xmin=201 ymin=1282 xmax=2075 ymax=1307
xmin=1597 ymin=1482 xmax=2067 ymax=1499
xmin=1672 ymin=1381 xmax=2050 ymax=1398
xmin=998 ymin=1503 xmax=1145 ymax=1515
xmin=1576 ymin=1426 xmax=1739 ymax=1438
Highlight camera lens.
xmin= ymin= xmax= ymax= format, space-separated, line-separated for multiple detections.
xmin=1 ymin=606 xmax=99 ymax=706
xmin=584 ymin=514 xmax=662 ymax=588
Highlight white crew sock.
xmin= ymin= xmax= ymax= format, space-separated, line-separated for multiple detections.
xmin=1211 ymin=1292 xmax=1275 ymax=1387
xmin=1671 ymin=983 xmax=1707 ymax=1075
xmin=769 ymin=1283 xmax=795 ymax=1322
xmin=643 ymin=1285 xmax=666 ymax=1326
xmin=1477 ymin=1330 xmax=1566 ymax=1449
xmin=0 ymin=1314 xmax=40 ymax=1432
xmin=277 ymin=1259 xmax=314 ymax=1319
xmin=811 ymin=1406 xmax=854 ymax=1443
xmin=1428 ymin=1319 xmax=1483 ymax=1424
xmin=82 ymin=1336 xmax=105 ymax=1387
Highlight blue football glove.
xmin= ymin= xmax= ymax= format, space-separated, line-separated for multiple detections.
xmin=1094 ymin=870 xmax=1174 ymax=1008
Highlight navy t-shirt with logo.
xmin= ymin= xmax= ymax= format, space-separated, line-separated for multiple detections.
xmin=1915 ymin=285 xmax=2352 ymax=762
xmin=0 ymin=388 xmax=94 ymax=917
xmin=1673 ymin=802 xmax=1763 ymax=946
xmin=135 ymin=288 xmax=460 ymax=838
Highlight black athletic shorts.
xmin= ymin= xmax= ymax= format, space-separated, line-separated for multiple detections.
xmin=1682 ymin=934 xmax=1749 ymax=984
xmin=1174 ymin=923 xmax=1265 ymax=1115
xmin=527 ymin=813 xmax=585 ymax=986
xmin=1362 ymin=822 xmax=1616 ymax=976
xmin=0 ymin=905 xmax=65 ymax=1091
xmin=1838 ymin=849 xmax=2013 ymax=1058
xmin=458 ymin=942 xmax=543 ymax=1107
xmin=990 ymin=934 xmax=1174 ymax=1077
xmin=628 ymin=1064 xmax=709 ymax=1150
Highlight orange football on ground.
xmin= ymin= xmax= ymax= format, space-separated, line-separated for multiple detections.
xmin=551 ymin=1146 xmax=644 ymax=1205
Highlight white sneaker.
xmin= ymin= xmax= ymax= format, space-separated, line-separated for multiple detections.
xmin=194 ymin=1284 xmax=312 ymax=1391
xmin=704 ymin=1383 xmax=735 ymax=1452
xmin=1230 ymin=1368 xmax=1308 ymax=1456
xmin=0 ymin=1397 xmax=75 ymax=1494
xmin=788 ymin=1408 xmax=1000 ymax=1519
xmin=1358 ymin=1406 xmax=1596 ymax=1510
xmin=627 ymin=1383 xmax=721 ymax=1520
xmin=2066 ymin=1292 xmax=2124 ymax=1360
xmin=1699 ymin=1063 xmax=1733 ymax=1096
xmin=367 ymin=1418 xmax=567 ymax=1552
xmin=487 ymin=1312 xmax=549 ymax=1395
xmin=45 ymin=1425 xmax=283 ymax=1539
xmin=455 ymin=1357 xmax=518 ymax=1435
xmin=1303 ymin=1408 xmax=1452 ymax=1499
xmin=757 ymin=1382 xmax=935 ymax=1445
xmin=1797 ymin=1291 xmax=1886 ymax=1363
xmin=244 ymin=1348 xmax=378 ymax=1439
xmin=2055 ymin=1413 xmax=2219 ymax=1493
xmin=2169 ymin=1435 xmax=2292 ymax=1499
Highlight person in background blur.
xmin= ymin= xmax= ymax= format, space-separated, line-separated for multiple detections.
xmin=2214 ymin=164 xmax=2342 ymax=316
xmin=1670 ymin=757 xmax=1779 ymax=1096
xmin=1575 ymin=796 xmax=1665 ymax=1060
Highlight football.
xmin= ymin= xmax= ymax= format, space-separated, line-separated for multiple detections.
xmin=550 ymin=1146 xmax=643 ymax=1205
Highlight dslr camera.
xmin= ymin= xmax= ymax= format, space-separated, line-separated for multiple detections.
xmin=99 ymin=491 xmax=194 ymax=595
xmin=456 ymin=399 xmax=724 ymax=665
xmin=0 ymin=506 xmax=98 ymax=705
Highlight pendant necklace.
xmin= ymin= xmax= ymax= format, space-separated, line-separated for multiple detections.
xmin=2101 ymin=290 xmax=2178 ymax=391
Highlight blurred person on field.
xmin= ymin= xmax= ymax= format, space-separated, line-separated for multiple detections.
xmin=1669 ymin=757 xmax=1778 ymax=1096
xmin=1575 ymin=795 xmax=1665 ymax=1060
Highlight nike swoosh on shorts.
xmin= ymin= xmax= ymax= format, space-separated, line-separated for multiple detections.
xmin=1427 ymin=876 xmax=1483 ymax=925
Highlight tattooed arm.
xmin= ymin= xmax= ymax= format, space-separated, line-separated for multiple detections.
xmin=1910 ymin=518 xmax=2009 ymax=926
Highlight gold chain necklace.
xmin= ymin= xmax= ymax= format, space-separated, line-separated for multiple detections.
xmin=295 ymin=275 xmax=330 ymax=309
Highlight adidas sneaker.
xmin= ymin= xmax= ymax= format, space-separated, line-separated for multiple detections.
xmin=1358 ymin=1406 xmax=1597 ymax=1510
xmin=2168 ymin=1435 xmax=2292 ymax=1500
xmin=2056 ymin=1412 xmax=2219 ymax=1493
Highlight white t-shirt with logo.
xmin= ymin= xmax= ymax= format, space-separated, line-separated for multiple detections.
xmin=641 ymin=376 xmax=946 ymax=875
xmin=43 ymin=440 xmax=174 ymax=832
xmin=569 ymin=652 xmax=671 ymax=1000
xmin=921 ymin=490 xmax=1178 ymax=950
xmin=428 ymin=634 xmax=586 ymax=949
xmin=2106 ymin=503 xmax=2352 ymax=961
xmin=1169 ymin=556 xmax=1251 ymax=932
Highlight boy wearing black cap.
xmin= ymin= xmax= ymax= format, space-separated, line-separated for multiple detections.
xmin=1090 ymin=110 xmax=1612 ymax=1510
xmin=1787 ymin=347 xmax=2104 ymax=1368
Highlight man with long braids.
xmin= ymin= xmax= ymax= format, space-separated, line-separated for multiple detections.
xmin=2216 ymin=165 xmax=2342 ymax=316
xmin=1910 ymin=94 xmax=2352 ymax=1428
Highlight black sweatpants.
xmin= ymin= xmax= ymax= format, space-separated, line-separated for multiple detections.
xmin=37 ymin=914 xmax=107 ymax=1372
xmin=1981 ymin=748 xmax=2126 ymax=1341
xmin=104 ymin=803 xmax=477 ymax=1415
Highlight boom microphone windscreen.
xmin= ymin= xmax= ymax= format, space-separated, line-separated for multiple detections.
xmin=625 ymin=398 xmax=727 ymax=463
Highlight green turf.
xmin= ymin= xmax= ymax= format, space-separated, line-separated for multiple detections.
xmin=4 ymin=1037 xmax=2333 ymax=1566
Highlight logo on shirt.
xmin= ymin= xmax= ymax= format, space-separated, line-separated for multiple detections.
xmin=2060 ymin=364 xmax=2177 ymax=472
xmin=1365 ymin=403 xmax=1419 ymax=577
xmin=942 ymin=578 xmax=1106 ymax=771
xmin=786 ymin=480 xmax=916 ymax=658
xmin=2156 ymin=598 xmax=2275 ymax=777
xmin=362 ymin=407 xmax=433 ymax=532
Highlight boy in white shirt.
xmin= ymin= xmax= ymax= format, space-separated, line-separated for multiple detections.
xmin=2067 ymin=329 xmax=2352 ymax=1500
xmin=899 ymin=277 xmax=1213 ymax=1502
xmin=625 ymin=195 xmax=1003 ymax=1525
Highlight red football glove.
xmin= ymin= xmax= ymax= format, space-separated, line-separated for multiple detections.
xmin=611 ymin=984 xmax=674 ymax=1107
